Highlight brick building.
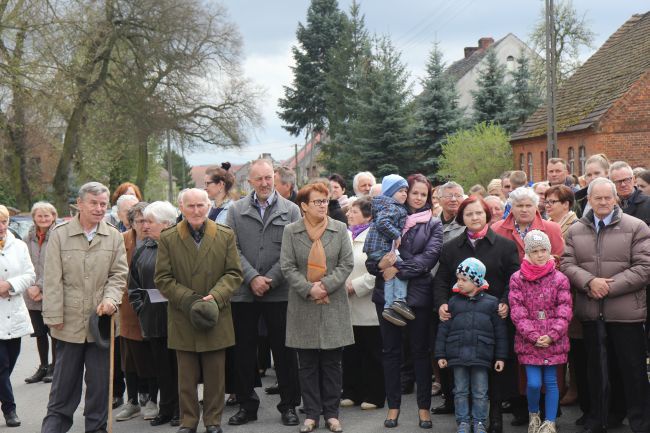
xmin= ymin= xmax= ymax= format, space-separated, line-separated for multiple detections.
xmin=510 ymin=12 xmax=650 ymax=181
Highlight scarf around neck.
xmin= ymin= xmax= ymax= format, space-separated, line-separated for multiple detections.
xmin=350 ymin=223 xmax=370 ymax=240
xmin=467 ymin=224 xmax=489 ymax=240
xmin=520 ymin=258 xmax=555 ymax=281
xmin=304 ymin=216 xmax=328 ymax=282
xmin=402 ymin=209 xmax=432 ymax=235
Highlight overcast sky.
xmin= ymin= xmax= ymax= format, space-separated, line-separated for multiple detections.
xmin=186 ymin=0 xmax=648 ymax=166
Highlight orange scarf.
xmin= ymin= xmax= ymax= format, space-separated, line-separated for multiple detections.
xmin=304 ymin=216 xmax=328 ymax=282
xmin=0 ymin=238 xmax=4 ymax=250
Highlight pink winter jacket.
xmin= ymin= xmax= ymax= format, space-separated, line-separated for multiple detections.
xmin=509 ymin=268 xmax=572 ymax=365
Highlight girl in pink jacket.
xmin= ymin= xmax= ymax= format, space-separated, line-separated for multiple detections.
xmin=509 ymin=230 xmax=572 ymax=433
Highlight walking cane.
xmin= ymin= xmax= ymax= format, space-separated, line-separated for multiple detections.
xmin=107 ymin=314 xmax=115 ymax=433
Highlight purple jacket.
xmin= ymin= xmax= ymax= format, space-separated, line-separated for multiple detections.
xmin=367 ymin=217 xmax=443 ymax=308
xmin=508 ymin=268 xmax=572 ymax=365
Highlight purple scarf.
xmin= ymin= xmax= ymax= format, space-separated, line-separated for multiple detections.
xmin=350 ymin=223 xmax=370 ymax=240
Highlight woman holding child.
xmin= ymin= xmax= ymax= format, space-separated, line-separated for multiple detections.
xmin=366 ymin=174 xmax=443 ymax=429
xmin=433 ymin=196 xmax=521 ymax=433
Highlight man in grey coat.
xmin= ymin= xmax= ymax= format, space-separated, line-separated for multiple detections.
xmin=561 ymin=178 xmax=650 ymax=433
xmin=225 ymin=159 xmax=302 ymax=426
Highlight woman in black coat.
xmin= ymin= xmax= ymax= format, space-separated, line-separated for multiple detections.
xmin=366 ymin=174 xmax=443 ymax=429
xmin=432 ymin=196 xmax=520 ymax=433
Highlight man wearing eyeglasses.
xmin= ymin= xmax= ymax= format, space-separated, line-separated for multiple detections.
xmin=609 ymin=161 xmax=650 ymax=225
xmin=225 ymin=159 xmax=302 ymax=427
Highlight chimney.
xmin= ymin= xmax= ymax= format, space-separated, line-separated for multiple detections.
xmin=478 ymin=37 xmax=494 ymax=50
xmin=464 ymin=47 xmax=479 ymax=58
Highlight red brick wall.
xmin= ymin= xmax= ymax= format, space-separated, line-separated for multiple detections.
xmin=511 ymin=72 xmax=650 ymax=181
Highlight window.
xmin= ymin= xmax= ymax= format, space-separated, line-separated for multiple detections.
xmin=568 ymin=147 xmax=575 ymax=174
xmin=527 ymin=152 xmax=533 ymax=181
xmin=506 ymin=55 xmax=515 ymax=71
xmin=578 ymin=146 xmax=586 ymax=175
xmin=519 ymin=153 xmax=524 ymax=171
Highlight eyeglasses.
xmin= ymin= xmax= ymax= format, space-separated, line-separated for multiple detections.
xmin=544 ymin=199 xmax=562 ymax=206
xmin=440 ymin=194 xmax=463 ymax=200
xmin=205 ymin=181 xmax=215 ymax=186
xmin=311 ymin=199 xmax=330 ymax=206
xmin=612 ymin=177 xmax=633 ymax=186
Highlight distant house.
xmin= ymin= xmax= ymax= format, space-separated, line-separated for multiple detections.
xmin=446 ymin=34 xmax=539 ymax=116
xmin=283 ymin=132 xmax=326 ymax=186
xmin=510 ymin=12 xmax=650 ymax=181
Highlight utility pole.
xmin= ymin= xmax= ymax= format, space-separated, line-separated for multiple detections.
xmin=294 ymin=143 xmax=299 ymax=186
xmin=545 ymin=0 xmax=558 ymax=158
xmin=166 ymin=129 xmax=173 ymax=202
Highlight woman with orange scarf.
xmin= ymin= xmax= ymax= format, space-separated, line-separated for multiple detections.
xmin=280 ymin=182 xmax=354 ymax=433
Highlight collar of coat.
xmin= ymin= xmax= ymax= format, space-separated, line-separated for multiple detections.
xmin=455 ymin=226 xmax=498 ymax=247
xmin=239 ymin=191 xmax=293 ymax=223
xmin=579 ymin=206 xmax=621 ymax=230
xmin=177 ymin=219 xmax=218 ymax=240
xmin=65 ymin=214 xmax=115 ymax=237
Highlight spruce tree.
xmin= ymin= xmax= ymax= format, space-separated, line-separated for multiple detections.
xmin=278 ymin=0 xmax=347 ymax=138
xmin=414 ymin=42 xmax=463 ymax=179
xmin=472 ymin=48 xmax=510 ymax=125
xmin=506 ymin=51 xmax=542 ymax=133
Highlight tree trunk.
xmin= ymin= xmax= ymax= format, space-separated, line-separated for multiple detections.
xmin=135 ymin=139 xmax=148 ymax=199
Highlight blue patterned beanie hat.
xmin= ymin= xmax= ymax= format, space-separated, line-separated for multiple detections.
xmin=453 ymin=257 xmax=489 ymax=292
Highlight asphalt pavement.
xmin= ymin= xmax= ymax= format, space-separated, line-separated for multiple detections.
xmin=11 ymin=337 xmax=622 ymax=433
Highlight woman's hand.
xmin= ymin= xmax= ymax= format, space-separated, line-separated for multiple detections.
xmin=346 ymin=280 xmax=355 ymax=295
xmin=27 ymin=285 xmax=42 ymax=301
xmin=309 ymin=282 xmax=328 ymax=300
xmin=498 ymin=303 xmax=509 ymax=318
xmin=378 ymin=251 xmax=397 ymax=270
xmin=438 ymin=304 xmax=451 ymax=321
xmin=438 ymin=359 xmax=448 ymax=368
xmin=382 ymin=266 xmax=398 ymax=281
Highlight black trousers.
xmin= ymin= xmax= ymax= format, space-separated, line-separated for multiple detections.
xmin=342 ymin=325 xmax=385 ymax=406
xmin=149 ymin=338 xmax=178 ymax=417
xmin=41 ymin=340 xmax=109 ymax=433
xmin=0 ymin=338 xmax=20 ymax=415
xmin=569 ymin=338 xmax=590 ymax=416
xmin=231 ymin=301 xmax=300 ymax=413
xmin=376 ymin=304 xmax=432 ymax=410
xmin=582 ymin=321 xmax=650 ymax=432
xmin=297 ymin=348 xmax=343 ymax=421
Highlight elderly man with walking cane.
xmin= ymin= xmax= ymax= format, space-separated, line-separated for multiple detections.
xmin=41 ymin=182 xmax=128 ymax=433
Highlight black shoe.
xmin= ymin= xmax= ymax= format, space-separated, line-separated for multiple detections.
xmin=281 ymin=408 xmax=299 ymax=426
xmin=431 ymin=400 xmax=454 ymax=414
xmin=382 ymin=308 xmax=407 ymax=326
xmin=510 ymin=414 xmax=529 ymax=426
xmin=228 ymin=408 xmax=258 ymax=425
xmin=42 ymin=364 xmax=55 ymax=383
xmin=265 ymin=382 xmax=280 ymax=395
xmin=205 ymin=425 xmax=222 ymax=433
xmin=391 ymin=300 xmax=415 ymax=320
xmin=4 ymin=411 xmax=21 ymax=427
xmin=419 ymin=418 xmax=433 ymax=429
xmin=112 ymin=397 xmax=124 ymax=409
xmin=226 ymin=394 xmax=238 ymax=406
xmin=176 ymin=428 xmax=196 ymax=433
xmin=575 ymin=415 xmax=587 ymax=426
xmin=488 ymin=400 xmax=503 ymax=433
xmin=151 ymin=414 xmax=173 ymax=426
xmin=384 ymin=411 xmax=400 ymax=428
xmin=25 ymin=365 xmax=48 ymax=383
xmin=171 ymin=414 xmax=180 ymax=427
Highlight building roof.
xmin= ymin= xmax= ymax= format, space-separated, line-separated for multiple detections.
xmin=283 ymin=132 xmax=323 ymax=169
xmin=446 ymin=35 xmax=508 ymax=81
xmin=511 ymin=12 xmax=650 ymax=141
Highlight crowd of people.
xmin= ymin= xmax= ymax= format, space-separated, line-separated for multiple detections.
xmin=0 ymin=154 xmax=649 ymax=433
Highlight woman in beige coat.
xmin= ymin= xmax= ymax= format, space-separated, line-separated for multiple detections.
xmin=281 ymin=182 xmax=354 ymax=433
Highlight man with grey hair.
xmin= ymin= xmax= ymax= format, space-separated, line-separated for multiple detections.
xmin=226 ymin=159 xmax=302 ymax=426
xmin=352 ymin=171 xmax=376 ymax=197
xmin=42 ymin=182 xmax=129 ymax=433
xmin=609 ymin=161 xmax=650 ymax=225
xmin=155 ymin=188 xmax=243 ymax=433
xmin=561 ymin=177 xmax=650 ymax=433
xmin=274 ymin=166 xmax=297 ymax=202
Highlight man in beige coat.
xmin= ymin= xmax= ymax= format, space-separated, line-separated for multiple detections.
xmin=155 ymin=188 xmax=243 ymax=433
xmin=41 ymin=182 xmax=128 ymax=433
xmin=561 ymin=178 xmax=650 ymax=433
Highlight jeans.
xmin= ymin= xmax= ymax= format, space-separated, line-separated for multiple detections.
xmin=525 ymin=365 xmax=559 ymax=421
xmin=453 ymin=366 xmax=489 ymax=424
xmin=368 ymin=251 xmax=407 ymax=308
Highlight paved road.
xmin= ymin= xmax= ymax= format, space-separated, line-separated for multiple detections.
xmin=11 ymin=337 xmax=622 ymax=433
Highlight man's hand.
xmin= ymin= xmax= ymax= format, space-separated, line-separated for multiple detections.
xmin=50 ymin=323 xmax=64 ymax=330
xmin=382 ymin=266 xmax=398 ymax=281
xmin=0 ymin=281 xmax=11 ymax=298
xmin=498 ymin=303 xmax=509 ymax=319
xmin=250 ymin=276 xmax=272 ymax=297
xmin=439 ymin=304 xmax=451 ymax=321
xmin=309 ymin=282 xmax=328 ymax=300
xmin=202 ymin=294 xmax=214 ymax=302
xmin=494 ymin=360 xmax=504 ymax=372
xmin=378 ymin=252 xmax=397 ymax=270
xmin=438 ymin=359 xmax=448 ymax=368
xmin=27 ymin=285 xmax=42 ymax=301
xmin=96 ymin=299 xmax=117 ymax=316
xmin=588 ymin=278 xmax=613 ymax=299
